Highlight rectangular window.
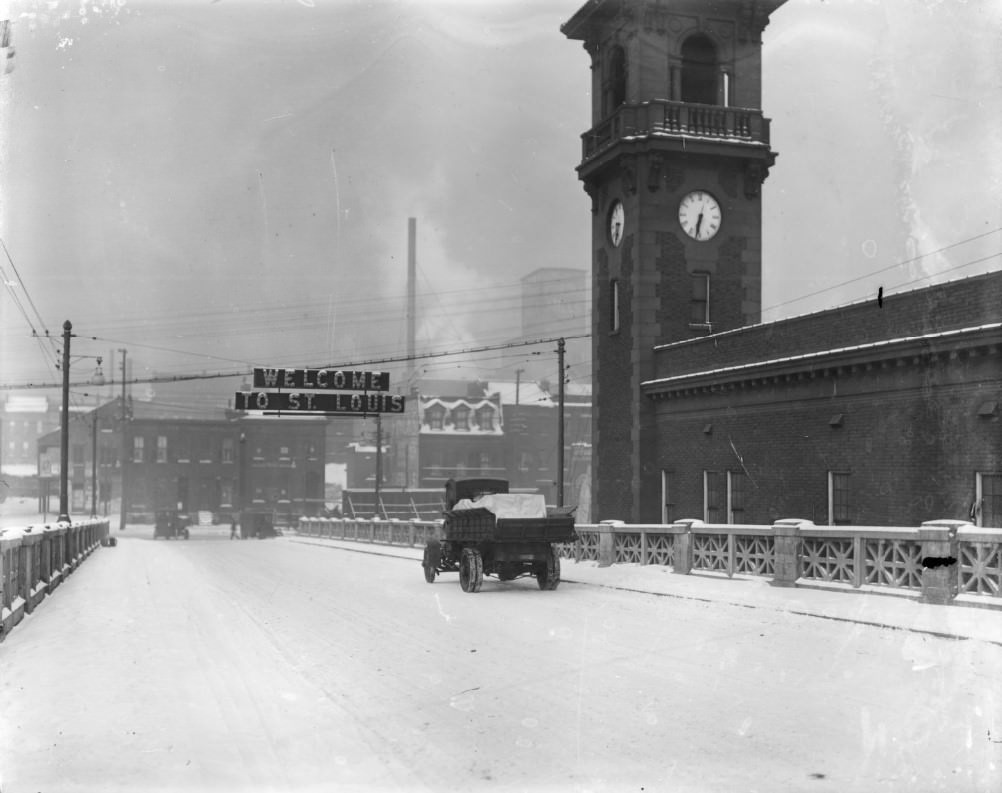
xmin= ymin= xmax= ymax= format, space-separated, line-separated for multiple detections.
xmin=829 ymin=472 xmax=850 ymax=525
xmin=156 ymin=435 xmax=168 ymax=463
xmin=222 ymin=437 xmax=234 ymax=464
xmin=610 ymin=278 xmax=620 ymax=332
xmin=476 ymin=407 xmax=494 ymax=431
xmin=133 ymin=436 xmax=144 ymax=463
xmin=661 ymin=470 xmax=675 ymax=524
xmin=453 ymin=407 xmax=470 ymax=431
xmin=728 ymin=471 xmax=745 ymax=524
xmin=690 ymin=274 xmax=710 ymax=324
xmin=703 ymin=470 xmax=723 ymax=523
xmin=220 ymin=480 xmax=234 ymax=509
xmin=975 ymin=473 xmax=1002 ymax=528
xmin=199 ymin=436 xmax=213 ymax=463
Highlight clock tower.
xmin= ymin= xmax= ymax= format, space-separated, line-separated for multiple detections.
xmin=562 ymin=0 xmax=786 ymax=522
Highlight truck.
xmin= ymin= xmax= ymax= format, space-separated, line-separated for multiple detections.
xmin=421 ymin=478 xmax=577 ymax=593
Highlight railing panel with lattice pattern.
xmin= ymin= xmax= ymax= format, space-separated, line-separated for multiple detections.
xmin=864 ymin=538 xmax=923 ymax=590
xmin=958 ymin=541 xmax=1002 ymax=596
xmin=734 ymin=535 xmax=775 ymax=577
xmin=801 ymin=537 xmax=855 ymax=584
xmin=692 ymin=533 xmax=730 ymax=574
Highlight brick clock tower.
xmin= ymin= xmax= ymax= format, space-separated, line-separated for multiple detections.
xmin=562 ymin=0 xmax=786 ymax=522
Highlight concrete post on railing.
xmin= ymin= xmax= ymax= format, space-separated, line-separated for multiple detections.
xmin=671 ymin=520 xmax=701 ymax=575
xmin=771 ymin=519 xmax=812 ymax=587
xmin=21 ymin=530 xmax=43 ymax=613
xmin=597 ymin=520 xmax=623 ymax=567
xmin=918 ymin=520 xmax=965 ymax=605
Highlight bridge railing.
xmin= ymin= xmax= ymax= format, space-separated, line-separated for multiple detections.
xmin=297 ymin=515 xmax=1001 ymax=607
xmin=1 ymin=517 xmax=110 ymax=641
xmin=297 ymin=516 xmax=441 ymax=549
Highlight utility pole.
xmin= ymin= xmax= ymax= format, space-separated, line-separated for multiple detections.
xmin=374 ymin=414 xmax=382 ymax=517
xmin=557 ymin=338 xmax=565 ymax=508
xmin=407 ymin=218 xmax=416 ymax=386
xmin=57 ymin=320 xmax=71 ymax=523
xmin=118 ymin=348 xmax=127 ymax=531
xmin=515 ymin=367 xmax=524 ymax=406
xmin=90 ymin=411 xmax=98 ymax=517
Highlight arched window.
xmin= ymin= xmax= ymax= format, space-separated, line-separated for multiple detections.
xmin=606 ymin=45 xmax=627 ymax=115
xmin=681 ymin=35 xmax=717 ymax=104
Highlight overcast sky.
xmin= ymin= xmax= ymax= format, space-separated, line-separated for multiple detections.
xmin=1 ymin=0 xmax=1000 ymax=405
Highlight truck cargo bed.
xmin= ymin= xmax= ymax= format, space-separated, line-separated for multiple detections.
xmin=443 ymin=509 xmax=577 ymax=543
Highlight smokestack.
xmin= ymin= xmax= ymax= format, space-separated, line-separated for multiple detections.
xmin=407 ymin=217 xmax=416 ymax=394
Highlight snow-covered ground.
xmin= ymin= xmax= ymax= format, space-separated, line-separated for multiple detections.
xmin=1 ymin=529 xmax=1000 ymax=792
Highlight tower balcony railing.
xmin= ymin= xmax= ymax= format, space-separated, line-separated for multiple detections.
xmin=581 ymin=99 xmax=771 ymax=162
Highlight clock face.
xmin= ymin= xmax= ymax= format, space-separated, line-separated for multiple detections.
xmin=608 ymin=200 xmax=625 ymax=248
xmin=678 ymin=191 xmax=722 ymax=241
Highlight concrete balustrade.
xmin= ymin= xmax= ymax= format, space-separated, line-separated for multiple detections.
xmin=0 ymin=518 xmax=110 ymax=641
xmin=297 ymin=514 xmax=1002 ymax=607
xmin=297 ymin=516 xmax=441 ymax=549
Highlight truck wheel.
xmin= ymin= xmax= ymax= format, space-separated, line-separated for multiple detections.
xmin=536 ymin=545 xmax=560 ymax=591
xmin=422 ymin=541 xmax=440 ymax=583
xmin=459 ymin=548 xmax=483 ymax=593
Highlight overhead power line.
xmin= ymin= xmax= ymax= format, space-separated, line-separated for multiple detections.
xmin=0 ymin=334 xmax=591 ymax=391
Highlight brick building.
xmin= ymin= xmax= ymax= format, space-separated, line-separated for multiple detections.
xmin=38 ymin=400 xmax=327 ymax=525
xmin=645 ymin=272 xmax=1001 ymax=527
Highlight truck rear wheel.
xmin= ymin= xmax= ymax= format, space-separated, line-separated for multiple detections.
xmin=536 ymin=545 xmax=560 ymax=591
xmin=459 ymin=548 xmax=483 ymax=593
xmin=422 ymin=541 xmax=440 ymax=583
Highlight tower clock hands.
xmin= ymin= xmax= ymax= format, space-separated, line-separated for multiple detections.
xmin=695 ymin=211 xmax=704 ymax=239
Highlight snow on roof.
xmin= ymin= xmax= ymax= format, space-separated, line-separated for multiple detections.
xmin=1 ymin=463 xmax=38 ymax=477
xmin=419 ymin=395 xmax=504 ymax=435
xmin=644 ymin=322 xmax=1002 ymax=388
xmin=3 ymin=395 xmax=49 ymax=413
xmin=487 ymin=381 xmax=553 ymax=407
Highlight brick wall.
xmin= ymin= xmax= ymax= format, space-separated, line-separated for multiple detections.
xmin=594 ymin=242 xmax=638 ymax=521
xmin=653 ymin=330 xmax=1001 ymax=526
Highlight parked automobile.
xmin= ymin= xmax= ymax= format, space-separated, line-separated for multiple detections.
xmin=153 ymin=509 xmax=190 ymax=540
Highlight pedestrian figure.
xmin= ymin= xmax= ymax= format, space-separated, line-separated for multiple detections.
xmin=230 ymin=516 xmax=239 ymax=540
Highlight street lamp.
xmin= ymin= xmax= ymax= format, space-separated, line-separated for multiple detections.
xmin=57 ymin=320 xmax=106 ymax=524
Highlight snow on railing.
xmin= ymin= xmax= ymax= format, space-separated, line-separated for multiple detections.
xmin=0 ymin=517 xmax=110 ymax=641
xmin=297 ymin=515 xmax=1002 ymax=606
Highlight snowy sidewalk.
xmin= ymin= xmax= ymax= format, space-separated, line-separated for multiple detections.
xmin=286 ymin=533 xmax=1002 ymax=646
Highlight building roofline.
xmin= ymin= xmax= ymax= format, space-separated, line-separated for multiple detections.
xmin=643 ymin=322 xmax=1002 ymax=393
xmin=653 ymin=269 xmax=1002 ymax=354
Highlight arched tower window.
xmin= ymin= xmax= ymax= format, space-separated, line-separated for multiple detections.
xmin=605 ymin=45 xmax=627 ymax=116
xmin=680 ymin=35 xmax=717 ymax=105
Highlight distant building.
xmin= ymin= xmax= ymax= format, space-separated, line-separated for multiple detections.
xmin=37 ymin=399 xmax=327 ymax=525
xmin=2 ymin=395 xmax=58 ymax=479
xmin=417 ymin=388 xmax=505 ymax=488
xmin=341 ymin=378 xmax=592 ymax=518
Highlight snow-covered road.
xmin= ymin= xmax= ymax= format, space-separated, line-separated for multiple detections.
xmin=1 ymin=529 xmax=1000 ymax=792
